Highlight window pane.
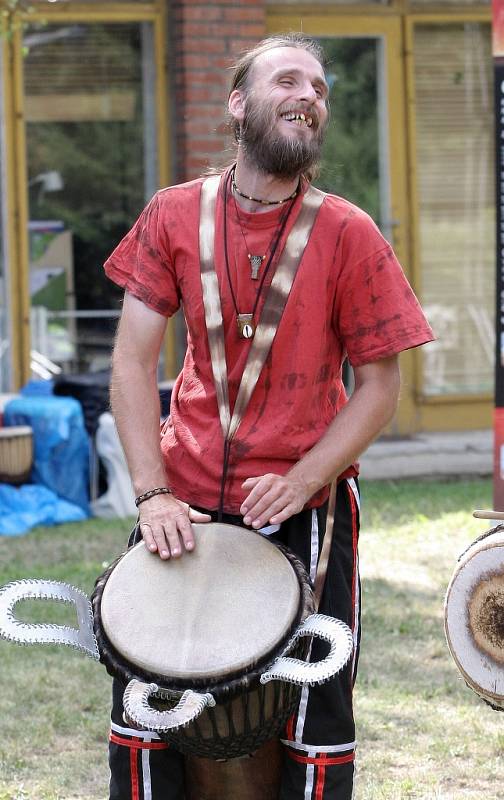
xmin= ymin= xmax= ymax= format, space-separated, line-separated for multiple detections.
xmin=315 ymin=38 xmax=380 ymax=225
xmin=0 ymin=42 xmax=11 ymax=393
xmin=414 ymin=23 xmax=494 ymax=396
xmin=24 ymin=22 xmax=159 ymax=375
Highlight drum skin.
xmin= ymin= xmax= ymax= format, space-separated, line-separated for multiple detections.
xmin=445 ymin=525 xmax=504 ymax=710
xmin=92 ymin=524 xmax=315 ymax=758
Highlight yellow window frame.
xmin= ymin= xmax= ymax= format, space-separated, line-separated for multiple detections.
xmin=3 ymin=0 xmax=175 ymax=388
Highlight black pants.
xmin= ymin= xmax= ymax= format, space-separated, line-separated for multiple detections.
xmin=109 ymin=478 xmax=361 ymax=800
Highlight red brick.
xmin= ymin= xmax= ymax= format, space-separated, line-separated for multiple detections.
xmin=223 ymin=7 xmax=265 ymax=22
xmin=182 ymin=85 xmax=227 ymax=103
xmin=212 ymin=56 xmax=236 ymax=70
xmin=184 ymin=118 xmax=222 ymax=135
xmin=182 ymin=53 xmax=214 ymax=70
xmin=182 ymin=103 xmax=226 ymax=119
xmin=185 ymin=138 xmax=227 ymax=152
xmin=178 ymin=6 xmax=224 ymax=21
xmin=176 ymin=37 xmax=227 ymax=55
xmin=184 ymin=70 xmax=228 ymax=86
xmin=181 ymin=22 xmax=255 ymax=38
xmin=235 ymin=24 xmax=266 ymax=38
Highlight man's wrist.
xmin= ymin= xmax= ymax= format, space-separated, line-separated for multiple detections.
xmin=135 ymin=487 xmax=173 ymax=507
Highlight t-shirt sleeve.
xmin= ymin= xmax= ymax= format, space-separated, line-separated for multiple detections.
xmin=333 ymin=210 xmax=434 ymax=366
xmin=104 ymin=192 xmax=180 ymax=317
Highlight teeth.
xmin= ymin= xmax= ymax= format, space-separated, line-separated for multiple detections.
xmin=281 ymin=112 xmax=313 ymax=127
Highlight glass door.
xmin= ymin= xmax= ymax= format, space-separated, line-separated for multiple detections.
xmin=0 ymin=41 xmax=12 ymax=393
xmin=23 ymin=20 xmax=160 ymax=375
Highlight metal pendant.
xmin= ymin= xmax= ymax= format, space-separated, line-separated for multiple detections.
xmin=237 ymin=313 xmax=255 ymax=339
xmin=248 ymin=254 xmax=264 ymax=280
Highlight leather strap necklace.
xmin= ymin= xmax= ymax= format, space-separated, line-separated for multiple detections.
xmin=231 ymin=165 xmax=299 ymax=207
xmin=223 ymin=170 xmax=296 ymax=339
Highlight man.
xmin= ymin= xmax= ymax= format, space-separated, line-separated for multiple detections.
xmin=104 ymin=33 xmax=433 ymax=800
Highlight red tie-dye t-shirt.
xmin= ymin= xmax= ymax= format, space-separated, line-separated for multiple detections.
xmin=104 ymin=174 xmax=434 ymax=513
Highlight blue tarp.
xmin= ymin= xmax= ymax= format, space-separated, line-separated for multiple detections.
xmin=3 ymin=394 xmax=90 ymax=513
xmin=0 ymin=483 xmax=87 ymax=536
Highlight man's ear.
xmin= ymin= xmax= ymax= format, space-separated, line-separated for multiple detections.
xmin=228 ymin=89 xmax=245 ymax=124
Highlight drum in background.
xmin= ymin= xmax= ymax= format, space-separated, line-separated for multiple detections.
xmin=0 ymin=425 xmax=33 ymax=484
xmin=444 ymin=524 xmax=504 ymax=710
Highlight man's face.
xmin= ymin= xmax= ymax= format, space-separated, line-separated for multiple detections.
xmin=238 ymin=46 xmax=329 ymax=179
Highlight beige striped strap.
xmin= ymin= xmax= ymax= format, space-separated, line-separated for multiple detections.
xmin=313 ymin=481 xmax=337 ymax=612
xmin=199 ymin=174 xmax=325 ymax=442
xmin=199 ymin=175 xmax=231 ymax=438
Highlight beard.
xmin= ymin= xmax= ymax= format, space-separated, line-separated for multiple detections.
xmin=239 ymin=94 xmax=326 ymax=180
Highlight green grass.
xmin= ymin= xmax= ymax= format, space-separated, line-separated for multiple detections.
xmin=0 ymin=479 xmax=502 ymax=798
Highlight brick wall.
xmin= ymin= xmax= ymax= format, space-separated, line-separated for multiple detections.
xmin=169 ymin=0 xmax=266 ymax=182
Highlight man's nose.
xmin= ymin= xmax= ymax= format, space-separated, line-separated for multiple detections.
xmin=298 ymin=80 xmax=317 ymax=104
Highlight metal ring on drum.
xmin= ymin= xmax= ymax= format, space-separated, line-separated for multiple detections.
xmin=444 ymin=523 xmax=504 ymax=710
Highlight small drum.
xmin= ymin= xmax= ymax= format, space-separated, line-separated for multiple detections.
xmin=0 ymin=425 xmax=33 ymax=484
xmin=0 ymin=523 xmax=353 ymax=761
xmin=444 ymin=524 xmax=504 ymax=710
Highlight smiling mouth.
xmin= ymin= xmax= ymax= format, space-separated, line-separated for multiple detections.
xmin=280 ymin=111 xmax=313 ymax=128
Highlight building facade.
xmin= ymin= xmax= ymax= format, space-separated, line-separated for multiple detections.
xmin=0 ymin=0 xmax=494 ymax=435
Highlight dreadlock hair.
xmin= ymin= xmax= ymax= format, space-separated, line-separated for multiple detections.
xmin=228 ymin=33 xmax=326 ymax=145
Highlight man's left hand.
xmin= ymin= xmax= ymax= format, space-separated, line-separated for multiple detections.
xmin=240 ymin=473 xmax=309 ymax=529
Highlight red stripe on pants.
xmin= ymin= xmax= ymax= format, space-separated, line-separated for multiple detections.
xmin=287 ymin=751 xmax=355 ymax=766
xmin=130 ymin=738 xmax=140 ymax=800
xmin=315 ymin=764 xmax=326 ymax=800
xmin=110 ymin=732 xmax=169 ymax=750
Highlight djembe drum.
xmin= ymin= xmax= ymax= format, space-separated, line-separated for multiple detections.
xmin=0 ymin=522 xmax=353 ymax=795
xmin=0 ymin=425 xmax=33 ymax=484
xmin=444 ymin=518 xmax=504 ymax=710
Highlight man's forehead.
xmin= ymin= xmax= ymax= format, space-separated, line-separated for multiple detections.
xmin=251 ymin=46 xmax=326 ymax=83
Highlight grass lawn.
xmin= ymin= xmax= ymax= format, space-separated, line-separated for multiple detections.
xmin=0 ymin=477 xmax=502 ymax=799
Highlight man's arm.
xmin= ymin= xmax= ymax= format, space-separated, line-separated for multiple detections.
xmin=240 ymin=355 xmax=401 ymax=528
xmin=110 ymin=292 xmax=210 ymax=559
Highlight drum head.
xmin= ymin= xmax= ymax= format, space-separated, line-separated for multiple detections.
xmin=445 ymin=528 xmax=504 ymax=707
xmin=100 ymin=524 xmax=300 ymax=681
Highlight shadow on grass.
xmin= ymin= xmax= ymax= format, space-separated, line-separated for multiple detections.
xmin=361 ymin=477 xmax=492 ymax=528
xmin=357 ymin=575 xmax=487 ymax=713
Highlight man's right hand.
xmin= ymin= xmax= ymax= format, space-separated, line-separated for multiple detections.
xmin=138 ymin=494 xmax=211 ymax=559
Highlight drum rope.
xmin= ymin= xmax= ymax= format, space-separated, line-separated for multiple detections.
xmin=458 ymin=522 xmax=504 ymax=562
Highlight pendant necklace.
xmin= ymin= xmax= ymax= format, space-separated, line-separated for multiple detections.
xmin=223 ymin=168 xmax=297 ymax=340
xmin=232 ymin=166 xmax=299 ymax=281
xmin=233 ymin=200 xmax=266 ymax=280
